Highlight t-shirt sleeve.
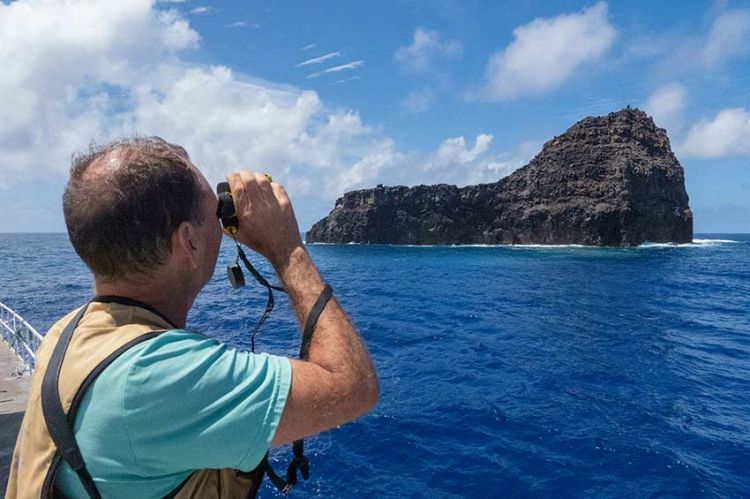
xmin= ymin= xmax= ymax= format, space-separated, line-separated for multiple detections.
xmin=121 ymin=330 xmax=292 ymax=474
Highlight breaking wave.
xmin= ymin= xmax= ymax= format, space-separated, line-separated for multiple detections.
xmin=638 ymin=238 xmax=740 ymax=248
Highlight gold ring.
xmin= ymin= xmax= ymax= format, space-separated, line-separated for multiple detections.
xmin=263 ymin=173 xmax=273 ymax=182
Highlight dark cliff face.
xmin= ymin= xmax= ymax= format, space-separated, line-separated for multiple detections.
xmin=307 ymin=108 xmax=693 ymax=246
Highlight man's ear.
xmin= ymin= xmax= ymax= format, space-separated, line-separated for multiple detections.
xmin=174 ymin=221 xmax=200 ymax=269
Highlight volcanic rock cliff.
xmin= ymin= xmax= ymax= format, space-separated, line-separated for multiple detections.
xmin=306 ymin=108 xmax=693 ymax=246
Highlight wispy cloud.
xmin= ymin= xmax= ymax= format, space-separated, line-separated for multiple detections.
xmin=650 ymin=8 xmax=750 ymax=74
xmin=700 ymin=9 xmax=750 ymax=68
xmin=669 ymin=9 xmax=750 ymax=71
xmin=401 ymin=88 xmax=435 ymax=114
xmin=227 ymin=21 xmax=248 ymax=28
xmin=296 ymin=52 xmax=341 ymax=67
xmin=307 ymin=60 xmax=364 ymax=78
xmin=331 ymin=76 xmax=362 ymax=85
xmin=300 ymin=43 xmax=317 ymax=51
xmin=395 ymin=27 xmax=462 ymax=73
xmin=190 ymin=6 xmax=213 ymax=15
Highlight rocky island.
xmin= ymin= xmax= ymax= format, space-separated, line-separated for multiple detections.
xmin=307 ymin=108 xmax=693 ymax=246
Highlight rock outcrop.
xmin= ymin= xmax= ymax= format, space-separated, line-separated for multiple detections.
xmin=306 ymin=108 xmax=693 ymax=246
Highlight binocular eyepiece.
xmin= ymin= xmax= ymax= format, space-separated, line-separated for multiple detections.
xmin=216 ymin=182 xmax=244 ymax=288
xmin=216 ymin=182 xmax=239 ymax=235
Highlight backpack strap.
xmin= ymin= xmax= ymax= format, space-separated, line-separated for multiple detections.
xmin=40 ymin=302 xmax=165 ymax=498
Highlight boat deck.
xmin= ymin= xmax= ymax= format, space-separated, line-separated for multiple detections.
xmin=1 ymin=339 xmax=30 ymax=492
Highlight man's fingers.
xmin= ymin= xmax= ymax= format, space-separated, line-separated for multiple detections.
xmin=226 ymin=170 xmax=287 ymax=211
xmin=253 ymin=172 xmax=275 ymax=203
xmin=271 ymin=182 xmax=290 ymax=204
xmin=226 ymin=172 xmax=242 ymax=197
xmin=237 ymin=171 xmax=262 ymax=206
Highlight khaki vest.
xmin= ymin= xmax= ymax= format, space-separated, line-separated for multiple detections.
xmin=5 ymin=298 xmax=262 ymax=498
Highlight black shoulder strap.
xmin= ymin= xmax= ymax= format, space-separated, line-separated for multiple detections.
xmin=41 ymin=302 xmax=164 ymax=498
xmin=41 ymin=304 xmax=99 ymax=498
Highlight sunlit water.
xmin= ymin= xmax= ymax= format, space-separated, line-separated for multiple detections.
xmin=1 ymin=233 xmax=748 ymax=497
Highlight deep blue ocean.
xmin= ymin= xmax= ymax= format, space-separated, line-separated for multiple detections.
xmin=1 ymin=233 xmax=749 ymax=498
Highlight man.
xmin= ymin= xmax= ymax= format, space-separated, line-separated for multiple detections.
xmin=6 ymin=137 xmax=379 ymax=498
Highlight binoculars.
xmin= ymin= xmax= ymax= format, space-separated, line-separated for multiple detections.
xmin=216 ymin=182 xmax=239 ymax=235
xmin=216 ymin=182 xmax=244 ymax=288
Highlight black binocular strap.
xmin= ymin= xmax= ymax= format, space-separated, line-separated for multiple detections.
xmin=260 ymin=283 xmax=334 ymax=494
xmin=235 ymin=243 xmax=284 ymax=352
xmin=299 ymin=284 xmax=333 ymax=361
xmin=41 ymin=302 xmax=163 ymax=499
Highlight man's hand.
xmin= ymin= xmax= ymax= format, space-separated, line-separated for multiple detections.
xmin=226 ymin=171 xmax=303 ymax=268
xmin=226 ymin=170 xmax=379 ymax=447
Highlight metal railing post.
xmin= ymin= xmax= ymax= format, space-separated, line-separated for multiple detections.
xmin=0 ymin=301 xmax=43 ymax=373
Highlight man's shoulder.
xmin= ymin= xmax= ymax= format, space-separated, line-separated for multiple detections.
xmin=151 ymin=328 xmax=213 ymax=343
xmin=81 ymin=328 xmax=223 ymax=390
xmin=121 ymin=328 xmax=223 ymax=367
xmin=84 ymin=329 xmax=206 ymax=376
xmin=42 ymin=305 xmax=86 ymax=340
xmin=92 ymin=329 xmax=233 ymax=416
xmin=139 ymin=328 xmax=222 ymax=350
xmin=94 ymin=327 xmax=289 ymax=407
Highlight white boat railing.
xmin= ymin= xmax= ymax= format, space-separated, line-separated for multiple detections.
xmin=0 ymin=301 xmax=43 ymax=372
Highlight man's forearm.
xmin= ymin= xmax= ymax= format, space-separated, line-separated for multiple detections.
xmin=227 ymin=172 xmax=378 ymax=445
xmin=273 ymin=245 xmax=377 ymax=393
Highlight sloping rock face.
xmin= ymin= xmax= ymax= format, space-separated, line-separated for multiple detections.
xmin=307 ymin=108 xmax=693 ymax=246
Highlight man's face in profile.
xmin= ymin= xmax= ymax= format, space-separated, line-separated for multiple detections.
xmin=187 ymin=161 xmax=223 ymax=289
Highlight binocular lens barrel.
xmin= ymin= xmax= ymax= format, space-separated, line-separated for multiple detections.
xmin=216 ymin=182 xmax=239 ymax=233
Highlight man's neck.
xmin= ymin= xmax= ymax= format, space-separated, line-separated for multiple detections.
xmin=94 ymin=278 xmax=192 ymax=328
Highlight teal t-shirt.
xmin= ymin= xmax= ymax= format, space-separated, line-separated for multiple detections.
xmin=56 ymin=330 xmax=292 ymax=498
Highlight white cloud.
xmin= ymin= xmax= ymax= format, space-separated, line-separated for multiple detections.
xmin=395 ymin=27 xmax=462 ymax=73
xmin=642 ymin=83 xmax=687 ymax=132
xmin=189 ymin=6 xmax=211 ymax=15
xmin=394 ymin=28 xmax=461 ymax=117
xmin=434 ymin=135 xmax=493 ymax=165
xmin=679 ymin=108 xmax=750 ymax=158
xmin=0 ymin=0 xmax=542 ymax=232
xmin=295 ymin=52 xmax=341 ymax=67
xmin=628 ymin=8 xmax=750 ymax=73
xmin=306 ymin=60 xmax=363 ymax=79
xmin=401 ymin=88 xmax=435 ymax=114
xmin=0 ymin=0 xmax=388 ymax=230
xmin=409 ymin=135 xmax=539 ymax=187
xmin=335 ymin=139 xmax=404 ymax=196
xmin=701 ymin=9 xmax=750 ymax=67
xmin=331 ymin=76 xmax=361 ymax=85
xmin=0 ymin=0 xmax=199 ymax=187
xmin=300 ymin=43 xmax=317 ymax=51
xmin=477 ymin=2 xmax=615 ymax=101
xmin=129 ymin=66 xmax=406 ymax=200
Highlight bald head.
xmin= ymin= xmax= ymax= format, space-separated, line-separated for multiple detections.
xmin=63 ymin=137 xmax=206 ymax=278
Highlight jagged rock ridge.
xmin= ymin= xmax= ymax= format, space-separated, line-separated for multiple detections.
xmin=306 ymin=108 xmax=693 ymax=246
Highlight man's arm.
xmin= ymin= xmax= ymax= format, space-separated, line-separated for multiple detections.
xmin=226 ymin=172 xmax=379 ymax=447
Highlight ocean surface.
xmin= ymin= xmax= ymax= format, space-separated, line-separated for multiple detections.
xmin=1 ymin=233 xmax=749 ymax=498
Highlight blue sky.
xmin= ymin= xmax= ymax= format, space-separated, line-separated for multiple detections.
xmin=0 ymin=0 xmax=749 ymax=232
